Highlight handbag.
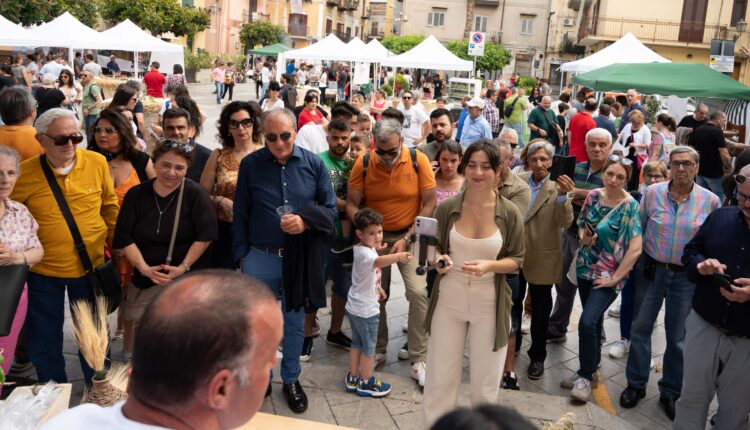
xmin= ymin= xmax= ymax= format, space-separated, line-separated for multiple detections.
xmin=0 ymin=264 xmax=29 ymax=336
xmin=39 ymin=155 xmax=121 ymax=313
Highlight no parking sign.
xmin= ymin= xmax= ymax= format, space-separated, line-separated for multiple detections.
xmin=468 ymin=32 xmax=485 ymax=56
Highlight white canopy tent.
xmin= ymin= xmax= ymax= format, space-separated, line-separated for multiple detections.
xmin=380 ymin=35 xmax=472 ymax=71
xmin=0 ymin=14 xmax=54 ymax=47
xmin=366 ymin=38 xmax=393 ymax=62
xmin=33 ymin=12 xmax=128 ymax=51
xmin=560 ymin=33 xmax=670 ymax=74
xmin=101 ymin=19 xmax=184 ymax=74
xmin=283 ymin=34 xmax=353 ymax=62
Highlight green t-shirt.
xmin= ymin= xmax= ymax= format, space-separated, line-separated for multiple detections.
xmin=505 ymin=95 xmax=528 ymax=125
xmin=82 ymin=83 xmax=102 ymax=116
xmin=527 ymin=107 xmax=556 ymax=141
xmin=318 ymin=150 xmax=348 ymax=239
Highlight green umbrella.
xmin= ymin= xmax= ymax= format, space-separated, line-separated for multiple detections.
xmin=248 ymin=43 xmax=290 ymax=57
xmin=573 ymin=62 xmax=750 ymax=100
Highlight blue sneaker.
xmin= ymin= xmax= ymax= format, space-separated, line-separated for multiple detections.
xmin=345 ymin=372 xmax=359 ymax=393
xmin=356 ymin=376 xmax=391 ymax=397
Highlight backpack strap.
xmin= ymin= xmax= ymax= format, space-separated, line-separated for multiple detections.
xmin=409 ymin=146 xmax=418 ymax=175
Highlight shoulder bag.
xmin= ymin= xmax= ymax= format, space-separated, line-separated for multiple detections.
xmin=0 ymin=264 xmax=29 ymax=336
xmin=39 ymin=155 xmax=121 ymax=313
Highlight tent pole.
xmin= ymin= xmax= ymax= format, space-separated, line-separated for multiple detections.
xmin=134 ymin=50 xmax=139 ymax=79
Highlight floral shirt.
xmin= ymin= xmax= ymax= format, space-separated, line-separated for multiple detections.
xmin=0 ymin=198 xmax=42 ymax=253
xmin=576 ymin=189 xmax=641 ymax=291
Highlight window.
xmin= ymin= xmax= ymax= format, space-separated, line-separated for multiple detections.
xmin=288 ymin=13 xmax=308 ymax=37
xmin=521 ymin=15 xmax=534 ymax=35
xmin=428 ymin=9 xmax=446 ymax=27
xmin=326 ymin=18 xmax=333 ymax=34
xmin=731 ymin=0 xmax=747 ymax=26
xmin=371 ymin=21 xmax=379 ymax=35
xmin=474 ymin=15 xmax=488 ymax=32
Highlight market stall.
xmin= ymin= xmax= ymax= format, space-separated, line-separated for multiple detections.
xmin=560 ymin=33 xmax=670 ymax=74
xmin=380 ymin=35 xmax=472 ymax=72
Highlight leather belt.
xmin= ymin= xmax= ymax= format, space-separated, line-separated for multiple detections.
xmin=647 ymin=254 xmax=683 ymax=272
xmin=254 ymin=246 xmax=284 ymax=257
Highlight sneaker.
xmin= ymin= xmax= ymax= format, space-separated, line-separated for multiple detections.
xmin=398 ymin=342 xmax=409 ymax=360
xmin=356 ymin=376 xmax=392 ymax=397
xmin=608 ymin=302 xmax=621 ymax=318
xmin=410 ymin=361 xmax=427 ymax=387
xmin=326 ymin=331 xmax=352 ymax=350
xmin=402 ymin=320 xmax=409 ymax=333
xmin=345 ymin=372 xmax=359 ymax=392
xmin=311 ymin=317 xmax=321 ymax=338
xmin=375 ymin=352 xmax=387 ymax=366
xmin=571 ymin=377 xmax=592 ymax=402
xmin=520 ymin=315 xmax=531 ymax=334
xmin=608 ymin=339 xmax=630 ymax=359
xmin=561 ymin=370 xmax=599 ymax=389
xmin=300 ymin=336 xmax=314 ymax=362
xmin=501 ymin=371 xmax=521 ymax=390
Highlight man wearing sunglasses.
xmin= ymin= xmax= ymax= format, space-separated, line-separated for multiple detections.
xmin=620 ymin=146 xmax=720 ymax=420
xmin=10 ymin=108 xmax=119 ymax=385
xmin=232 ymin=109 xmax=336 ymax=414
xmin=674 ymin=164 xmax=750 ymax=429
xmin=346 ymin=118 xmax=437 ymax=387
xmin=80 ymin=71 xmax=103 ymax=139
xmin=397 ymin=91 xmax=429 ymax=147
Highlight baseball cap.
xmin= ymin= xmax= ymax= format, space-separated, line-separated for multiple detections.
xmin=467 ymin=97 xmax=485 ymax=108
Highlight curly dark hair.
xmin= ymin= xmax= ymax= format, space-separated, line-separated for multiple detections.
xmin=354 ymin=208 xmax=384 ymax=231
xmin=152 ymin=139 xmax=194 ymax=166
xmin=87 ymin=109 xmax=139 ymax=163
xmin=216 ymin=101 xmax=262 ymax=149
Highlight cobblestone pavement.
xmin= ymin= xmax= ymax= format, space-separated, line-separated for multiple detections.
xmin=54 ymin=82 xmax=739 ymax=429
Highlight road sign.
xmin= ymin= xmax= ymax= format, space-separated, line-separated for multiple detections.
xmin=468 ymin=32 xmax=485 ymax=56
xmin=710 ymin=55 xmax=734 ymax=73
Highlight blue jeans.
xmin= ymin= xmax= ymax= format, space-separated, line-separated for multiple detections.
xmin=619 ymin=273 xmax=636 ymax=340
xmin=506 ymin=122 xmax=525 ymax=147
xmin=261 ymin=82 xmax=270 ymax=99
xmin=214 ymin=82 xmax=225 ymax=103
xmin=577 ymin=278 xmax=617 ymax=381
xmin=84 ymin=114 xmax=98 ymax=139
xmin=625 ymin=258 xmax=695 ymax=398
xmin=324 ymin=248 xmax=351 ymax=300
xmin=242 ymin=247 xmax=304 ymax=384
xmin=338 ymin=87 xmax=345 ymax=101
xmin=26 ymin=272 xmax=98 ymax=384
xmin=696 ymin=175 xmax=725 ymax=203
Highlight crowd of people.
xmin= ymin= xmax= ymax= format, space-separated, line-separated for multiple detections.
xmin=1 ymin=56 xmax=750 ymax=430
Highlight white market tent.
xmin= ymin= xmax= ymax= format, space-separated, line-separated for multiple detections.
xmin=345 ymin=37 xmax=370 ymax=62
xmin=33 ymin=12 xmax=127 ymax=51
xmin=366 ymin=38 xmax=393 ymax=61
xmin=380 ymin=35 xmax=472 ymax=71
xmin=560 ymin=32 xmax=670 ymax=74
xmin=101 ymin=20 xmax=184 ymax=74
xmin=0 ymin=14 xmax=53 ymax=47
xmin=284 ymin=34 xmax=353 ymax=62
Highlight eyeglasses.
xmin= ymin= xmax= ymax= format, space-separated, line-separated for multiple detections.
xmin=43 ymin=133 xmax=84 ymax=146
xmin=736 ymin=174 xmax=747 ymax=185
xmin=265 ymin=132 xmax=293 ymax=143
xmin=608 ymin=154 xmax=633 ymax=165
xmin=94 ymin=126 xmax=116 ymax=135
xmin=669 ymin=160 xmax=696 ymax=169
xmin=161 ymin=139 xmax=193 ymax=154
xmin=375 ymin=147 xmax=400 ymax=157
xmin=229 ymin=118 xmax=254 ymax=129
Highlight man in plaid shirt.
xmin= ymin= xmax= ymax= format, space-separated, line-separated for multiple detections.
xmin=620 ymin=146 xmax=720 ymax=420
xmin=483 ymin=89 xmax=501 ymax=138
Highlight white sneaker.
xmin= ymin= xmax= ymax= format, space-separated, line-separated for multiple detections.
xmin=402 ymin=320 xmax=408 ymax=333
xmin=561 ymin=370 xmax=599 ymax=389
xmin=411 ymin=361 xmax=427 ymax=387
xmin=608 ymin=300 xmax=621 ymax=318
xmin=571 ymin=377 xmax=592 ymax=402
xmin=520 ymin=315 xmax=531 ymax=334
xmin=608 ymin=339 xmax=630 ymax=359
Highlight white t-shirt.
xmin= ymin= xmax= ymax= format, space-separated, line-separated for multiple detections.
xmin=40 ymin=402 xmax=169 ymax=429
xmin=294 ymin=124 xmax=328 ymax=154
xmin=83 ymin=62 xmax=103 ymax=78
xmin=39 ymin=61 xmax=64 ymax=79
xmin=347 ymin=244 xmax=381 ymax=318
xmin=261 ymin=98 xmax=285 ymax=112
xmin=261 ymin=67 xmax=271 ymax=84
xmin=397 ymin=105 xmax=428 ymax=147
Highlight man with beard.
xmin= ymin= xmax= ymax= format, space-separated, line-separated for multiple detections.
xmin=417 ymin=108 xmax=457 ymax=168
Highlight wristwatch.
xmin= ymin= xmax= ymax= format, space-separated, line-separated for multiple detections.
xmin=180 ymin=262 xmax=191 ymax=272
xmin=403 ymin=235 xmax=412 ymax=247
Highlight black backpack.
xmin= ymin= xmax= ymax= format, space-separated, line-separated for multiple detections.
xmin=503 ymin=95 xmax=520 ymax=119
xmin=86 ymin=83 xmax=106 ymax=102
xmin=362 ymin=146 xmax=419 ymax=184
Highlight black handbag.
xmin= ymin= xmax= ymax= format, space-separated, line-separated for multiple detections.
xmin=39 ymin=155 xmax=121 ymax=313
xmin=0 ymin=264 xmax=29 ymax=336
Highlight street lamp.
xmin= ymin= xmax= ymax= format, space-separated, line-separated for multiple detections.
xmin=735 ymin=18 xmax=747 ymax=40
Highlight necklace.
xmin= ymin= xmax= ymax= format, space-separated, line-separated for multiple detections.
xmin=154 ymin=189 xmax=178 ymax=235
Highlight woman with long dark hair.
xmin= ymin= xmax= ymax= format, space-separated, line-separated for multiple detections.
xmin=58 ymin=69 xmax=82 ymax=114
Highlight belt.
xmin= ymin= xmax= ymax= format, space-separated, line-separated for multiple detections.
xmin=254 ymin=246 xmax=284 ymax=257
xmin=647 ymin=254 xmax=683 ymax=272
xmin=383 ymin=227 xmax=410 ymax=236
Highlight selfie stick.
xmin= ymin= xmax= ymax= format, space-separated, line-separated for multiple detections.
xmin=415 ymin=234 xmax=446 ymax=275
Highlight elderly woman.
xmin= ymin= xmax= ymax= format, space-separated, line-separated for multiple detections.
xmin=200 ymin=101 xmax=263 ymax=269
xmin=113 ymin=141 xmax=217 ymax=326
xmin=0 ymin=147 xmax=44 ymax=394
xmin=35 ymin=74 xmax=66 ymax=116
xmin=562 ymin=155 xmax=642 ymax=402
xmin=618 ymin=110 xmax=651 ymax=190
xmin=422 ymin=140 xmax=525 ymax=428
xmin=517 ymin=140 xmax=574 ymax=380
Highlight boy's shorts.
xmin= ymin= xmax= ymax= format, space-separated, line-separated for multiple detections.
xmin=347 ymin=311 xmax=379 ymax=357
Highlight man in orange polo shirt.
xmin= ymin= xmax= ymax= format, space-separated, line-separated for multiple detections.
xmin=0 ymin=87 xmax=44 ymax=160
xmin=346 ymin=118 xmax=436 ymax=387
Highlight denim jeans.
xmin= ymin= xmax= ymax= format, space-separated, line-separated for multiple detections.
xmin=625 ymin=260 xmax=695 ymax=399
xmin=696 ymin=175 xmax=726 ymax=203
xmin=577 ymin=278 xmax=617 ymax=381
xmin=619 ymin=273 xmax=636 ymax=340
xmin=324 ymin=248 xmax=352 ymax=300
xmin=214 ymin=82 xmax=225 ymax=104
xmin=26 ymin=272 xmax=98 ymax=384
xmin=338 ymin=87 xmax=345 ymax=101
xmin=84 ymin=114 xmax=98 ymax=140
xmin=242 ymin=247 xmax=304 ymax=384
xmin=506 ymin=122 xmax=525 ymax=147
xmin=261 ymin=82 xmax=270 ymax=99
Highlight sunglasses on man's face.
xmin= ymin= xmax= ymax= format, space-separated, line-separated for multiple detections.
xmin=265 ymin=132 xmax=293 ymax=143
xmin=43 ymin=133 xmax=84 ymax=146
xmin=375 ymin=147 xmax=399 ymax=157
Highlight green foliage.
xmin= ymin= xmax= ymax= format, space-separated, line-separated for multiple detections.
xmin=380 ymin=73 xmax=409 ymax=97
xmin=221 ymin=53 xmax=247 ymax=68
xmin=0 ymin=0 xmax=101 ymax=27
xmin=101 ymin=0 xmax=210 ymax=38
xmin=185 ymin=48 xmax=212 ymax=70
xmin=445 ymin=41 xmax=512 ymax=74
xmin=516 ymin=76 xmax=538 ymax=95
xmin=644 ymin=96 xmax=660 ymax=125
xmin=381 ymin=34 xmax=425 ymax=54
xmin=240 ymin=21 xmax=286 ymax=52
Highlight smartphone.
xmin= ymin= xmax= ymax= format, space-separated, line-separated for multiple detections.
xmin=550 ymin=155 xmax=576 ymax=181
xmin=414 ymin=216 xmax=438 ymax=264
xmin=710 ymin=272 xmax=734 ymax=292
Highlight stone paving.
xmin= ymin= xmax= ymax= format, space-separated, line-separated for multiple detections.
xmin=46 ymin=82 xmax=743 ymax=429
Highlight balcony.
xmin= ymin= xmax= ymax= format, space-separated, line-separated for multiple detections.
xmin=288 ymin=23 xmax=309 ymax=38
xmin=475 ymin=0 xmax=500 ymax=7
xmin=327 ymin=0 xmax=338 ymax=6
xmin=578 ymin=16 xmax=723 ymax=46
xmin=338 ymin=0 xmax=356 ymax=11
xmin=335 ymin=30 xmax=351 ymax=42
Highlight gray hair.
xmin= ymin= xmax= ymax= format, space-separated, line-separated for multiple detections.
xmin=0 ymin=146 xmax=21 ymax=174
xmin=669 ymin=145 xmax=700 ymax=164
xmin=373 ymin=118 xmax=402 ymax=144
xmin=34 ymin=108 xmax=77 ymax=134
xmin=124 ymin=79 xmax=142 ymax=91
xmin=42 ymin=73 xmax=56 ymax=85
xmin=261 ymin=108 xmax=298 ymax=132
xmin=526 ymin=140 xmax=555 ymax=159
xmin=585 ymin=127 xmax=614 ymax=145
xmin=0 ymin=86 xmax=36 ymax=125
xmin=498 ymin=126 xmax=518 ymax=142
xmin=494 ymin=138 xmax=512 ymax=158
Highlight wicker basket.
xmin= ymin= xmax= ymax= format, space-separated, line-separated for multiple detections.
xmin=81 ymin=373 xmax=128 ymax=407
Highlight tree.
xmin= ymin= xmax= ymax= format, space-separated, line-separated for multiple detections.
xmin=0 ymin=0 xmax=101 ymax=28
xmin=464 ymin=0 xmax=475 ymax=39
xmin=446 ymin=40 xmax=512 ymax=73
xmin=101 ymin=0 xmax=210 ymax=38
xmin=381 ymin=34 xmax=425 ymax=54
xmin=239 ymin=21 xmax=286 ymax=51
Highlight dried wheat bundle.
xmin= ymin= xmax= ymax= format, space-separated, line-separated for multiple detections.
xmin=71 ymin=296 xmax=109 ymax=378
xmin=545 ymin=412 xmax=576 ymax=430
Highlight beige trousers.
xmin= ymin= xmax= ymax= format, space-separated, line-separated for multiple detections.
xmin=420 ymin=271 xmax=508 ymax=429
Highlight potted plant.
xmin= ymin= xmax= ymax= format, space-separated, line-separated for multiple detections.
xmin=185 ymin=48 xmax=213 ymax=83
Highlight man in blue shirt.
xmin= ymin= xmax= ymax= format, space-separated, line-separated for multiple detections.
xmin=232 ymin=109 xmax=336 ymax=414
xmin=593 ymin=104 xmax=617 ymax=139
xmin=459 ymin=97 xmax=492 ymax=147
xmin=619 ymin=89 xmax=647 ymax=132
